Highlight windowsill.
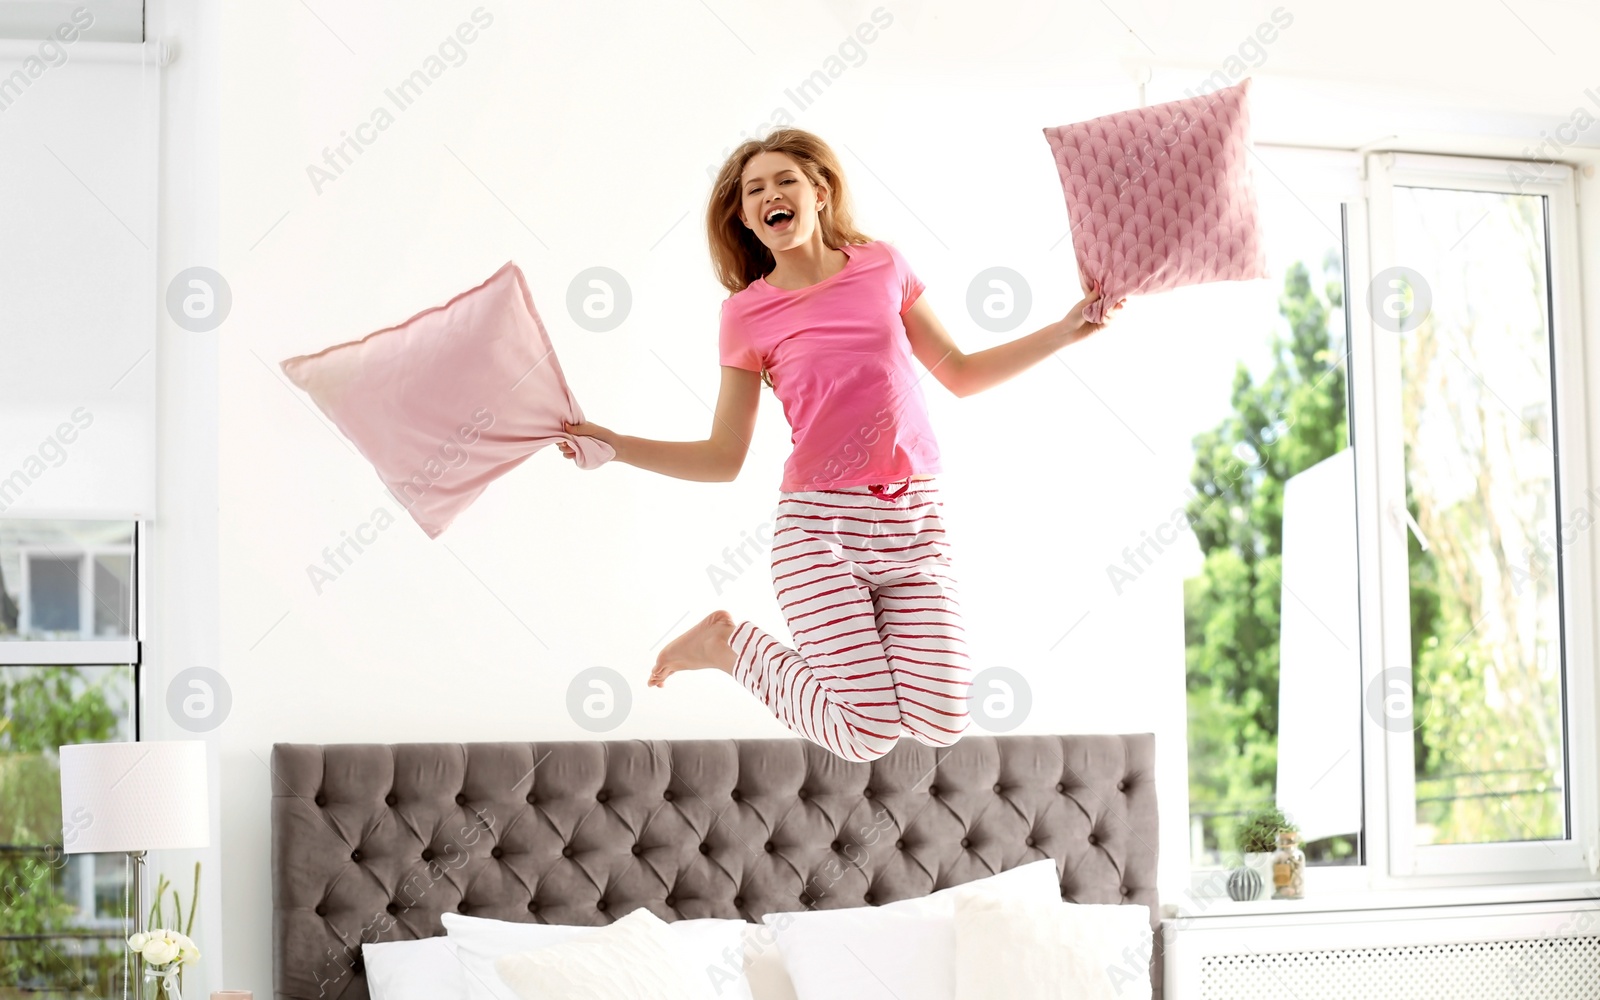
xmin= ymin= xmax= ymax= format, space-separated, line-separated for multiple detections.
xmin=1164 ymin=878 xmax=1600 ymax=922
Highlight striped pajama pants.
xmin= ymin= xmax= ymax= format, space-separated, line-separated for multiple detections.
xmin=727 ymin=477 xmax=973 ymax=762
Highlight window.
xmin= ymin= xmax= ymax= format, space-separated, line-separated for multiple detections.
xmin=0 ymin=2 xmax=144 ymax=42
xmin=0 ymin=519 xmax=137 ymax=994
xmin=1367 ymin=152 xmax=1595 ymax=880
xmin=1182 ymin=146 xmax=1365 ymax=877
xmin=1185 ymin=149 xmax=1597 ymax=892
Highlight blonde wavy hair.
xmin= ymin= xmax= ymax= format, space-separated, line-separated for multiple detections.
xmin=705 ymin=128 xmax=872 ymax=389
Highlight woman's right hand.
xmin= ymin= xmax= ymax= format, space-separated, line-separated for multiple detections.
xmin=559 ymin=419 xmax=616 ymax=462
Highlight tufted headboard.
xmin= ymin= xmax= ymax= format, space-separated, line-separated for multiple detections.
xmin=271 ymin=734 xmax=1161 ymax=999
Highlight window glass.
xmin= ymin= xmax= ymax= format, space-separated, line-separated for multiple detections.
xmin=0 ymin=663 xmax=134 ymax=990
xmin=1184 ymin=164 xmax=1362 ymax=870
xmin=0 ymin=521 xmax=134 ymax=641
xmin=1392 ymin=186 xmax=1567 ymax=846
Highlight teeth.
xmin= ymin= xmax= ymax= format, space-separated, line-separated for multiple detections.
xmin=766 ymin=208 xmax=793 ymax=225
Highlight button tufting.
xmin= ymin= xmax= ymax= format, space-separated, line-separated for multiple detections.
xmin=1117 ymin=779 xmax=1128 ymax=792
xmin=631 ymin=844 xmax=643 ymax=856
xmin=385 ymin=792 xmax=398 ymax=807
xmin=699 ymin=842 xmax=711 ymax=855
xmin=527 ymin=793 xmax=537 ymax=805
xmin=420 ymin=848 xmax=434 ymax=862
xmin=863 ymin=787 xmax=875 ymax=799
xmin=1087 ymin=834 xmax=1099 ymax=846
xmin=596 ymin=789 xmax=610 ymax=803
xmin=1121 ymin=885 xmax=1131 ymax=897
xmin=863 ymin=892 xmax=875 ymax=904
xmin=764 ymin=841 xmax=775 ymax=853
xmin=457 ymin=902 xmax=468 ymax=913
xmin=799 ymin=893 xmax=813 ymax=906
xmin=352 ymin=957 xmax=364 ymax=975
xmin=730 ymin=788 xmax=742 ymax=802
xmin=663 ymin=789 xmax=675 ymax=802
xmin=993 ymin=783 xmax=1003 ymax=794
xmin=733 ymin=896 xmax=744 ymax=908
xmin=960 ymin=837 xmax=971 ymax=849
xmin=596 ymin=900 xmax=608 ymax=912
xmin=895 ymin=839 xmax=905 ymax=850
xmin=1025 ymin=836 xmax=1036 ymax=847
xmin=561 ymin=846 xmax=574 ymax=859
xmin=314 ymin=902 xmax=328 ymax=917
xmin=455 ymin=792 xmax=467 ymax=806
xmin=665 ymin=896 xmax=677 ymax=907
xmin=491 ymin=846 xmax=504 ymax=860
xmin=830 ymin=840 xmax=842 ymax=852
xmin=350 ymin=849 xmax=362 ymax=863
xmin=1056 ymin=782 xmax=1066 ymax=793
xmin=314 ymin=792 xmax=327 ymax=807
xmin=928 ymin=785 xmax=940 ymax=797
xmin=528 ymin=901 xmax=538 ymax=913
xmin=385 ymin=902 xmax=398 ymax=915
xmin=797 ymin=788 xmax=809 ymax=800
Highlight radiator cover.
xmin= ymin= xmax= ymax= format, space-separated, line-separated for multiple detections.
xmin=1199 ymin=935 xmax=1600 ymax=998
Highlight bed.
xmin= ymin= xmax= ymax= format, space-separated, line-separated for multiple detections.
xmin=270 ymin=733 xmax=1161 ymax=998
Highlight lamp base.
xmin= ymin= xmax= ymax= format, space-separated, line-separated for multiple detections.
xmin=131 ymin=851 xmax=147 ymax=999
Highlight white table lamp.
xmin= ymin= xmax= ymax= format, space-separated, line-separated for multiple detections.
xmin=59 ymin=741 xmax=210 ymax=995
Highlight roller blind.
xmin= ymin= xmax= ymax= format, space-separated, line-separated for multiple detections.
xmin=0 ymin=35 xmax=160 ymax=516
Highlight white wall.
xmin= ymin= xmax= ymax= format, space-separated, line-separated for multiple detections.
xmin=197 ymin=0 xmax=1600 ymax=991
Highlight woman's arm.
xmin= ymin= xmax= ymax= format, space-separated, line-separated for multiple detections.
xmin=903 ymin=281 xmax=1125 ymax=398
xmin=558 ymin=365 xmax=762 ymax=482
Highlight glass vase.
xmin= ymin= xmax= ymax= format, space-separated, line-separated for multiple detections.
xmin=1271 ymin=830 xmax=1305 ymax=899
xmin=143 ymin=965 xmax=185 ymax=1000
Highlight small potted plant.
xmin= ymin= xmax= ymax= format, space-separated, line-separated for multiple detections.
xmin=1229 ymin=808 xmax=1297 ymax=901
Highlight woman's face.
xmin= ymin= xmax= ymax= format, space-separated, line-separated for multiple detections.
xmin=737 ymin=150 xmax=824 ymax=252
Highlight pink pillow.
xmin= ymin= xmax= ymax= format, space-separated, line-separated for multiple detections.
xmin=1042 ymin=77 xmax=1266 ymax=322
xmin=281 ymin=261 xmax=613 ymax=539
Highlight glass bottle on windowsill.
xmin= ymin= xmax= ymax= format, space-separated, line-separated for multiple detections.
xmin=1272 ymin=830 xmax=1305 ymax=900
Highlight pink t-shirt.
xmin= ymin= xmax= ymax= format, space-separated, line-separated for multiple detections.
xmin=719 ymin=240 xmax=941 ymax=492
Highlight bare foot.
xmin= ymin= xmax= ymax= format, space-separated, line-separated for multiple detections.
xmin=650 ymin=611 xmax=737 ymax=688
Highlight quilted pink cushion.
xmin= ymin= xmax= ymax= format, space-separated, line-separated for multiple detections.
xmin=1042 ymin=78 xmax=1266 ymax=322
xmin=281 ymin=262 xmax=613 ymax=539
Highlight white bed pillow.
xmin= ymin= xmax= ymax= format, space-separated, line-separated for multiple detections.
xmin=953 ymin=892 xmax=1153 ymax=1000
xmin=494 ymin=907 xmax=701 ymax=1000
xmin=760 ymin=859 xmax=1063 ymax=1000
xmin=768 ymin=907 xmax=953 ymax=1000
xmin=363 ymin=936 xmax=467 ymax=1000
xmin=442 ymin=910 xmax=754 ymax=1000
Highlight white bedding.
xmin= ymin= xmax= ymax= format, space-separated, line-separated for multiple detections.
xmin=361 ymin=862 xmax=1147 ymax=1000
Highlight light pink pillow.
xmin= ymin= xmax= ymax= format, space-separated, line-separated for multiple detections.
xmin=281 ymin=261 xmax=613 ymax=539
xmin=1042 ymin=77 xmax=1267 ymax=322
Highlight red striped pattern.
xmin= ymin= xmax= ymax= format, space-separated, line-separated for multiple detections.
xmin=729 ymin=482 xmax=972 ymax=762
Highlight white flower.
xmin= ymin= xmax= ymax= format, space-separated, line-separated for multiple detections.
xmin=172 ymin=932 xmax=201 ymax=965
xmin=127 ymin=931 xmax=150 ymax=951
xmin=141 ymin=937 xmax=180 ymax=966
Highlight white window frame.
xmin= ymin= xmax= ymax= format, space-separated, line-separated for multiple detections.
xmin=1361 ymin=151 xmax=1598 ymax=884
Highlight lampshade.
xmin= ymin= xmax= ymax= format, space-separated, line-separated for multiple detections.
xmin=58 ymin=741 xmax=210 ymax=854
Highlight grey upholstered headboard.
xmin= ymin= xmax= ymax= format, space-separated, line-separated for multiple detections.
xmin=271 ymin=734 xmax=1161 ymax=999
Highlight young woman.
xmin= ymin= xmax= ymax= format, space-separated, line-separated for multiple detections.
xmin=558 ymin=128 xmax=1123 ymax=761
